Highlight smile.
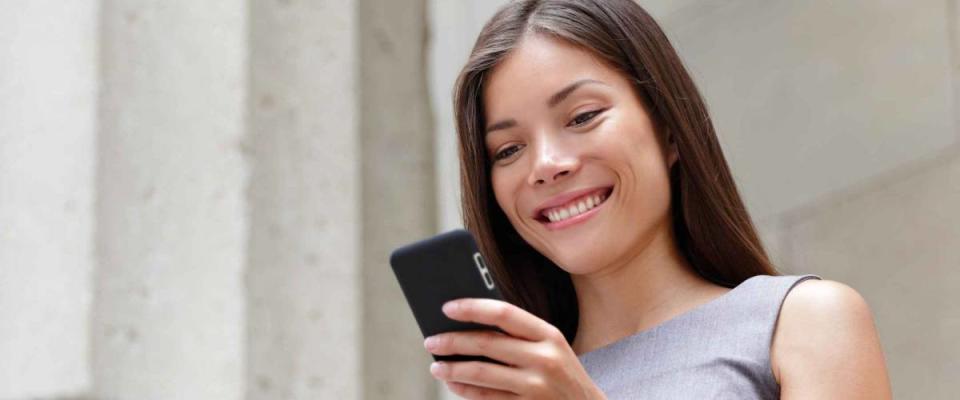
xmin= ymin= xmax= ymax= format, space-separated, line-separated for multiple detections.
xmin=535 ymin=186 xmax=613 ymax=230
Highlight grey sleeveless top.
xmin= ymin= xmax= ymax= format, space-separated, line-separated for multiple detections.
xmin=576 ymin=274 xmax=821 ymax=399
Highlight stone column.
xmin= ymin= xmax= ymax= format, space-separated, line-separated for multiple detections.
xmin=0 ymin=1 xmax=97 ymax=398
xmin=93 ymin=1 xmax=248 ymax=398
xmin=245 ymin=0 xmax=361 ymax=399
xmin=358 ymin=0 xmax=438 ymax=398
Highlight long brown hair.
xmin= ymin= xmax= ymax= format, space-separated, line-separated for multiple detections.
xmin=453 ymin=0 xmax=778 ymax=343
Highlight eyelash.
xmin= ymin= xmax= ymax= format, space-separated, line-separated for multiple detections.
xmin=492 ymin=108 xmax=607 ymax=162
xmin=567 ymin=108 xmax=605 ymax=127
xmin=494 ymin=145 xmax=522 ymax=161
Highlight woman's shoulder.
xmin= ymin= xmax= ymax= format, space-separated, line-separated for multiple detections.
xmin=770 ymin=278 xmax=892 ymax=398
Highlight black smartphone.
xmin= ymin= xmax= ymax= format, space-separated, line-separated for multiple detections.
xmin=389 ymin=229 xmax=507 ymax=364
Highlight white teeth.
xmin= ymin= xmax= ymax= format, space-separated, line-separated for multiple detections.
xmin=543 ymin=191 xmax=609 ymax=223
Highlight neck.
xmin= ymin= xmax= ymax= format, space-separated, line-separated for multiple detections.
xmin=569 ymin=221 xmax=723 ymax=355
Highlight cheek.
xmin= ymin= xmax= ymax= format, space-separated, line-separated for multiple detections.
xmin=627 ymin=151 xmax=673 ymax=215
xmin=606 ymin=130 xmax=672 ymax=209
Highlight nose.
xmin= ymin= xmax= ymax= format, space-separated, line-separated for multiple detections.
xmin=527 ymin=136 xmax=580 ymax=186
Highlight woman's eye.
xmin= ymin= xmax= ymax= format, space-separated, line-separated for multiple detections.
xmin=568 ymin=109 xmax=605 ymax=127
xmin=494 ymin=145 xmax=522 ymax=161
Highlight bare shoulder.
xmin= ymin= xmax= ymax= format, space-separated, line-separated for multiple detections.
xmin=770 ymin=279 xmax=892 ymax=399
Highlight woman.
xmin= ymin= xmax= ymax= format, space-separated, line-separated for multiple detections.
xmin=422 ymin=0 xmax=891 ymax=398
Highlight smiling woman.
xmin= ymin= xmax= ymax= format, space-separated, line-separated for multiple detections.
xmin=431 ymin=0 xmax=892 ymax=399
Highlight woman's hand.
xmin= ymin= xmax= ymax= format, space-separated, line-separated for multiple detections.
xmin=423 ymin=298 xmax=606 ymax=399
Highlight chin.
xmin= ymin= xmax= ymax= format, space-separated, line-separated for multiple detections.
xmin=547 ymin=250 xmax=605 ymax=276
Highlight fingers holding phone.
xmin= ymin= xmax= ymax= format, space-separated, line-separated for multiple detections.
xmin=390 ymin=230 xmax=604 ymax=398
xmin=423 ymin=298 xmax=605 ymax=399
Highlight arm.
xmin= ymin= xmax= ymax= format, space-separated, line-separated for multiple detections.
xmin=771 ymin=279 xmax=892 ymax=399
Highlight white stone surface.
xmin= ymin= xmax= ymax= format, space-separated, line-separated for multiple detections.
xmin=246 ymin=0 xmax=361 ymax=398
xmin=359 ymin=0 xmax=439 ymax=398
xmin=93 ymin=1 xmax=248 ymax=398
xmin=0 ymin=1 xmax=97 ymax=397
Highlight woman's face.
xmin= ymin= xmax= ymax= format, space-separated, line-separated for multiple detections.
xmin=483 ymin=34 xmax=677 ymax=275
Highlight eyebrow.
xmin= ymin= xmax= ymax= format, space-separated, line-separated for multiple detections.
xmin=484 ymin=79 xmax=606 ymax=135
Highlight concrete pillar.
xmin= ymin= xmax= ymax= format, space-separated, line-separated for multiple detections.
xmin=358 ymin=0 xmax=437 ymax=398
xmin=245 ymin=0 xmax=361 ymax=399
xmin=0 ymin=1 xmax=97 ymax=398
xmin=93 ymin=1 xmax=248 ymax=398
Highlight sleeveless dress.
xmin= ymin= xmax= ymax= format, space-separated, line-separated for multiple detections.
xmin=576 ymin=274 xmax=821 ymax=399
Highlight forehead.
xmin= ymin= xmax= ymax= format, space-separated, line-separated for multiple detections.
xmin=483 ymin=34 xmax=622 ymax=114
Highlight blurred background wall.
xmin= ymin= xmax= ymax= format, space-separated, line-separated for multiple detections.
xmin=0 ymin=0 xmax=956 ymax=399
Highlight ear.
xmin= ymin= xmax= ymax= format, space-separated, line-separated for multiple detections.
xmin=666 ymin=133 xmax=679 ymax=168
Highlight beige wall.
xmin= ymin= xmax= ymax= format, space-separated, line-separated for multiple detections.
xmin=783 ymin=148 xmax=960 ymax=399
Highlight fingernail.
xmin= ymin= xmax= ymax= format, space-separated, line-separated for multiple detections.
xmin=424 ymin=336 xmax=438 ymax=350
xmin=442 ymin=301 xmax=459 ymax=314
xmin=430 ymin=362 xmax=448 ymax=376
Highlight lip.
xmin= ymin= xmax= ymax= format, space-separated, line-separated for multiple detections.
xmin=531 ymin=186 xmax=614 ymax=219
